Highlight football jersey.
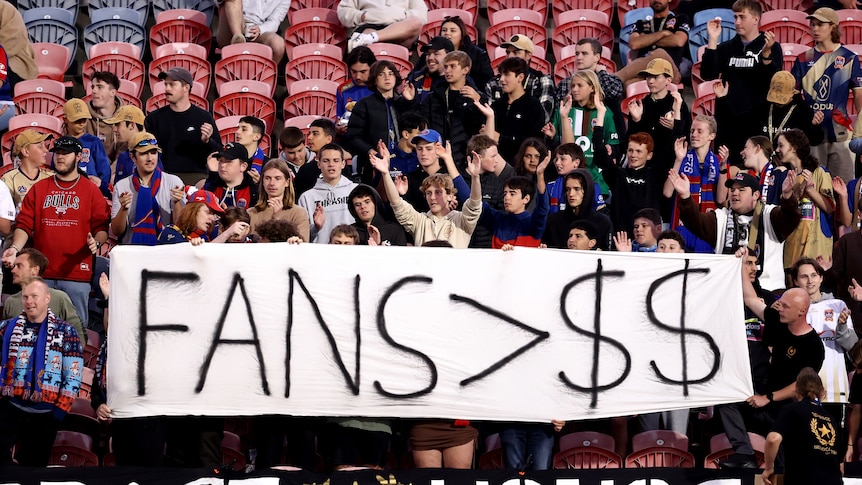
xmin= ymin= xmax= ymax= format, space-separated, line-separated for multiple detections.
xmin=807 ymin=298 xmax=854 ymax=403
xmin=792 ymin=45 xmax=862 ymax=142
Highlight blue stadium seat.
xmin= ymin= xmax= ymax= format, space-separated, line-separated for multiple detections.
xmin=83 ymin=19 xmax=147 ymax=61
xmin=90 ymin=6 xmax=146 ymax=27
xmin=688 ymin=20 xmax=736 ymax=64
xmin=89 ymin=0 xmax=149 ymax=25
xmin=17 ymin=0 xmax=78 ymax=24
xmin=693 ymin=8 xmax=735 ymax=27
xmin=22 ymin=6 xmax=75 ymax=27
xmin=619 ymin=7 xmax=652 ymax=66
xmin=152 ymin=0 xmax=216 ymax=26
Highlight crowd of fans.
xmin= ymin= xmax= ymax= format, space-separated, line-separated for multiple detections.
xmin=1 ymin=0 xmax=862 ymax=481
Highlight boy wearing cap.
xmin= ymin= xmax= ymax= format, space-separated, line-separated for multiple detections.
xmin=401 ymin=129 xmax=470 ymax=212
xmin=145 ymin=67 xmax=222 ymax=186
xmin=627 ymin=58 xmax=690 ymax=177
xmin=702 ymin=0 xmax=782 ymax=166
xmin=2 ymin=135 xmax=110 ymax=327
xmin=668 ymin=169 xmax=801 ymax=291
xmin=203 ymin=142 xmax=259 ymax=210
xmin=63 ymin=98 xmax=112 ymax=197
xmin=485 ymin=34 xmax=555 ymax=124
xmin=3 ymin=130 xmax=53 ymax=209
xmin=407 ymin=36 xmax=454 ymax=104
xmin=104 ymin=105 xmax=164 ymax=184
xmin=792 ymin=7 xmax=862 ymax=182
xmin=297 ymin=143 xmax=358 ymax=243
xmin=111 ymin=132 xmax=185 ymax=246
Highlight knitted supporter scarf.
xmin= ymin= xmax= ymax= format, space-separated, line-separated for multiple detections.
xmin=0 ymin=310 xmax=58 ymax=403
xmin=130 ymin=168 xmax=163 ymax=246
xmin=95 ymin=339 xmax=107 ymax=402
xmin=673 ymin=149 xmax=719 ymax=228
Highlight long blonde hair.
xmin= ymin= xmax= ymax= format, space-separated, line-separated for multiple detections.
xmin=254 ymin=159 xmax=296 ymax=211
xmin=572 ymin=70 xmax=604 ymax=109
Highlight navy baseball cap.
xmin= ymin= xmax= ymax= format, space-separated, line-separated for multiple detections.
xmin=50 ymin=136 xmax=83 ymax=153
xmin=724 ymin=172 xmax=759 ymax=191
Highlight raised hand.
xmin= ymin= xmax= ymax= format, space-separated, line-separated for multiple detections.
xmin=613 ymin=231 xmax=632 ymax=252
xmin=393 ymin=174 xmax=409 ymax=195
xmin=267 ymin=196 xmax=284 ymax=212
xmin=367 ymin=224 xmax=381 ymax=246
xmin=668 ymin=170 xmax=691 ymax=198
xmin=706 ymin=18 xmax=722 ymax=41
xmin=368 ymin=146 xmax=391 ymax=174
xmin=713 ymin=80 xmax=729 ymax=98
xmin=718 ymin=145 xmax=730 ymax=164
xmin=813 ymin=110 xmax=825 ymax=125
xmin=850 ymin=278 xmax=862 ymax=302
xmin=628 ymin=98 xmax=643 ymax=122
xmin=593 ymin=91 xmax=605 ymax=114
xmin=782 ymin=169 xmax=797 ymax=198
xmin=541 ymin=122 xmax=556 ymax=138
xmin=466 ymin=150 xmax=482 ymax=177
xmin=402 ymin=80 xmax=415 ymax=101
xmin=674 ymin=137 xmax=688 ymax=161
xmin=473 ymin=99 xmax=494 ymax=119
xmin=559 ymin=94 xmax=573 ymax=117
xmin=119 ymin=191 xmax=133 ymax=210
xmin=313 ymin=204 xmax=325 ymax=230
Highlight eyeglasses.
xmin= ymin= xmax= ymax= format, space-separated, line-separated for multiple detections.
xmin=135 ymin=138 xmax=158 ymax=148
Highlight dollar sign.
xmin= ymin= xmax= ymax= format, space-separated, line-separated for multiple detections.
xmin=647 ymin=259 xmax=720 ymax=396
xmin=558 ymin=259 xmax=631 ymax=408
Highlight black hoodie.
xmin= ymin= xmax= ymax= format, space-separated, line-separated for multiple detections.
xmin=348 ymin=184 xmax=408 ymax=246
xmin=541 ymin=169 xmax=612 ymax=251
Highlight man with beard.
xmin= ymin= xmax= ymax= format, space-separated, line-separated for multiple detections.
xmin=1 ymin=136 xmax=109 ymax=328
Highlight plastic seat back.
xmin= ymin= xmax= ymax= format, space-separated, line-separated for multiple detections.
xmin=428 ymin=0 xmax=479 ymax=22
xmin=284 ymin=80 xmax=338 ymax=119
xmin=90 ymin=6 xmax=145 ymax=26
xmin=284 ymin=56 xmax=347 ymax=92
xmin=153 ymin=41 xmax=207 ymax=60
xmin=689 ymin=20 xmax=736 ymax=65
xmin=25 ymin=13 xmax=78 ymax=69
xmin=82 ymin=55 xmax=145 ymax=97
xmin=283 ymin=115 xmax=322 ymax=137
xmin=487 ymin=0 xmax=549 ymax=25
xmin=553 ymin=1 xmax=611 ymax=26
xmin=625 ymin=447 xmax=696 ymax=468
xmin=215 ymin=46 xmax=278 ymax=96
xmin=213 ymin=92 xmax=276 ymax=135
xmin=619 ymin=7 xmax=653 ymax=66
xmin=489 ymin=8 xmax=544 ymax=28
xmin=22 ymin=7 xmax=75 ymax=26
xmin=149 ymin=55 xmax=211 ymax=97
xmin=553 ymin=447 xmax=622 ymax=469
xmin=152 ymin=0 xmax=216 ymax=26
xmin=284 ymin=20 xmax=347 ymax=52
xmin=290 ymin=43 xmax=343 ymax=61
xmin=419 ymin=9 xmax=477 ymax=50
xmin=88 ymin=41 xmax=142 ymax=60
xmin=552 ymin=11 xmax=613 ymax=61
xmin=616 ymin=0 xmax=650 ymax=27
xmin=631 ymin=430 xmax=689 ymax=453
xmin=487 ymin=21 xmax=547 ymax=58
xmin=18 ymin=0 xmax=78 ymax=23
xmin=90 ymin=0 xmax=149 ymax=23
xmin=761 ymin=10 xmax=814 ymax=45
xmin=84 ymin=21 xmax=147 ymax=61
xmin=13 ymin=84 xmax=66 ymax=117
xmin=149 ymin=17 xmax=212 ymax=56
xmin=291 ymin=7 xmax=339 ymax=25
xmin=32 ymin=43 xmax=71 ymax=80
xmin=559 ymin=431 xmax=615 ymax=453
xmin=694 ymin=8 xmax=735 ymax=26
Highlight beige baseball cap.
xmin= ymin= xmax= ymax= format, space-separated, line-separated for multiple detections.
xmin=638 ymin=58 xmax=673 ymax=78
xmin=12 ymin=129 xmax=52 ymax=157
xmin=64 ymin=98 xmax=92 ymax=122
xmin=807 ymin=7 xmax=839 ymax=25
xmin=501 ymin=34 xmax=534 ymax=53
xmin=104 ymin=105 xmax=145 ymax=125
xmin=766 ymin=71 xmax=795 ymax=105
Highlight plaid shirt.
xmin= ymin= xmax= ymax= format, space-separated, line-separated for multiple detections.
xmin=485 ymin=67 xmax=555 ymax=125
xmin=556 ymin=69 xmax=623 ymax=103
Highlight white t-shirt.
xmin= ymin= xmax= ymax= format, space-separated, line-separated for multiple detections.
xmin=808 ymin=298 xmax=854 ymax=403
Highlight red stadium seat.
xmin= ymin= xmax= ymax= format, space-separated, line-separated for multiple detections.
xmin=284 ymin=56 xmax=347 ymax=92
xmin=283 ymin=115 xmax=322 ymax=137
xmin=87 ymin=41 xmax=141 ymax=60
xmin=486 ymin=0 xmax=548 ymax=24
xmin=426 ymin=0 xmax=478 ymax=22
xmin=554 ymin=1 xmax=613 ymax=26
xmin=477 ymin=448 xmax=504 ymax=469
xmin=288 ymin=0 xmax=337 ymax=15
xmin=78 ymin=367 xmax=94 ymax=399
xmin=419 ymin=9 xmax=478 ymax=50
xmin=153 ymin=41 xmax=207 ymax=59
xmin=555 ymin=44 xmax=614 ymax=84
xmin=692 ymin=85 xmax=716 ymax=118
xmin=283 ymin=79 xmax=338 ymax=119
xmin=154 ymin=8 xmax=207 ymax=25
xmin=291 ymin=7 xmax=339 ymax=24
xmin=60 ymin=398 xmax=100 ymax=439
xmin=367 ymin=43 xmax=413 ymax=78
xmin=625 ymin=447 xmax=696 ymax=468
xmin=552 ymin=10 xmax=613 ymax=61
xmin=781 ymin=43 xmax=809 ymax=71
xmin=760 ymin=0 xmax=809 ymax=11
xmin=82 ymin=54 xmax=145 ymax=97
xmin=486 ymin=20 xmax=547 ymax=59
xmin=553 ymin=447 xmax=622 ymax=469
xmin=761 ymin=10 xmax=814 ymax=46
xmin=559 ymin=431 xmax=616 ymax=453
xmin=703 ymin=432 xmax=766 ymax=469
xmin=215 ymin=43 xmax=278 ymax=97
xmin=221 ymin=431 xmax=247 ymax=472
xmin=13 ymin=79 xmax=66 ymax=116
xmin=219 ymin=79 xmax=271 ymax=97
xmin=291 ymin=42 xmax=343 ymax=61
xmin=839 ymin=11 xmax=862 ymax=44
xmin=489 ymin=8 xmax=544 ymax=28
xmin=631 ymin=430 xmax=689 ymax=452
xmin=491 ymin=46 xmax=551 ymax=76
xmin=32 ymin=43 xmax=70 ymax=82
xmin=149 ymin=10 xmax=212 ymax=56
xmin=213 ymin=88 xmax=277 ymax=135
xmin=284 ymin=18 xmax=347 ymax=53
xmin=49 ymin=446 xmax=99 ymax=467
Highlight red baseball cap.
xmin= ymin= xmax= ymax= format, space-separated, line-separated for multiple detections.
xmin=190 ymin=190 xmax=224 ymax=214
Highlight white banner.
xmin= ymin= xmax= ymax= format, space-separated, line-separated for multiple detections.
xmin=107 ymin=244 xmax=753 ymax=421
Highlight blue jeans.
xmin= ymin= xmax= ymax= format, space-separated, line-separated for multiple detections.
xmin=46 ymin=279 xmax=90 ymax=329
xmin=499 ymin=424 xmax=555 ymax=470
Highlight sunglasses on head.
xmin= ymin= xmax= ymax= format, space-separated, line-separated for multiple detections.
xmin=443 ymin=15 xmax=460 ymax=22
xmin=136 ymin=138 xmax=158 ymax=148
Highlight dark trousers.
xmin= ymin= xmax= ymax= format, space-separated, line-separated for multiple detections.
xmin=253 ymin=416 xmax=320 ymax=470
xmin=165 ymin=416 xmax=224 ymax=468
xmin=330 ymin=423 xmax=390 ymax=468
xmin=112 ymin=417 xmax=166 ymax=466
xmin=0 ymin=399 xmax=59 ymax=466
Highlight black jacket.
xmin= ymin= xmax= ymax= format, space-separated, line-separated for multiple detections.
xmin=416 ymin=82 xmax=488 ymax=167
xmin=541 ymin=169 xmax=613 ymax=251
xmin=345 ymin=91 xmax=413 ymax=183
xmin=347 ymin=184 xmax=408 ymax=246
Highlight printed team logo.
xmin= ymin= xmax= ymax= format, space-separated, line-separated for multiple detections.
xmin=816 ymin=77 xmax=831 ymax=101
xmin=810 ymin=416 xmax=837 ymax=447
xmin=81 ymin=148 xmax=91 ymax=165
xmin=80 ymin=262 xmax=90 ymax=272
xmin=765 ymin=174 xmax=774 ymax=186
xmin=825 ymin=309 xmax=834 ymax=322
xmin=590 ymin=118 xmax=598 ymax=127
xmin=835 ymin=56 xmax=846 ymax=69
xmin=786 ymin=346 xmax=796 ymax=358
xmin=667 ymin=17 xmax=676 ymax=28
xmin=238 ymin=198 xmax=248 ymax=209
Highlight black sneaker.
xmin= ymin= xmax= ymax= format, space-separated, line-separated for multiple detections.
xmin=719 ymin=453 xmax=758 ymax=469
